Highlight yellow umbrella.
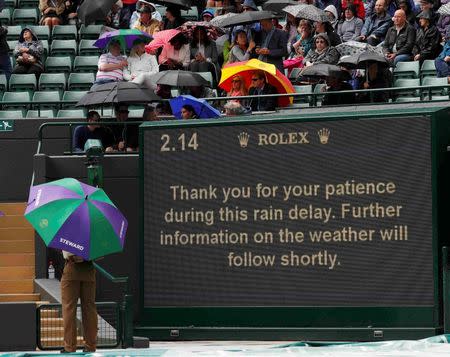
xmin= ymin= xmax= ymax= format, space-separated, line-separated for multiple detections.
xmin=219 ymin=59 xmax=294 ymax=107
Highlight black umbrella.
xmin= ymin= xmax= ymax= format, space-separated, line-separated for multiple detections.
xmin=263 ymin=0 xmax=297 ymax=14
xmin=154 ymin=70 xmax=211 ymax=87
xmin=219 ymin=11 xmax=281 ymax=28
xmin=149 ymin=0 xmax=191 ymax=10
xmin=76 ymin=82 xmax=160 ymax=107
xmin=339 ymin=51 xmax=388 ymax=69
xmin=300 ymin=64 xmax=351 ymax=80
xmin=78 ymin=0 xmax=117 ymax=25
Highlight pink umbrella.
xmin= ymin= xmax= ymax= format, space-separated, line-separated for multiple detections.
xmin=145 ymin=29 xmax=181 ymax=52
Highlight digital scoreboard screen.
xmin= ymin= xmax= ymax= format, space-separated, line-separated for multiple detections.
xmin=143 ymin=116 xmax=433 ymax=307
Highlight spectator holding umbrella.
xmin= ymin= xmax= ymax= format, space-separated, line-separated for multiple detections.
xmin=95 ymin=40 xmax=128 ymax=84
xmin=159 ymin=33 xmax=190 ymax=70
xmin=322 ymin=71 xmax=355 ymax=105
xmin=248 ymin=70 xmax=278 ymax=111
xmin=337 ymin=5 xmax=363 ymax=42
xmin=304 ymin=33 xmax=340 ymax=66
xmin=189 ymin=26 xmax=219 ymax=84
xmin=434 ymin=26 xmax=450 ymax=82
xmin=382 ymin=9 xmax=416 ymax=66
xmin=357 ymin=60 xmax=393 ymax=103
xmin=412 ymin=10 xmax=442 ymax=65
xmin=181 ymin=104 xmax=198 ymax=119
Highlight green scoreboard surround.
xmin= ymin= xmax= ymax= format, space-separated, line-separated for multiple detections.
xmin=138 ymin=105 xmax=450 ymax=341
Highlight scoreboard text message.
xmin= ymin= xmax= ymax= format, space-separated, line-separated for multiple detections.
xmin=143 ymin=117 xmax=433 ymax=307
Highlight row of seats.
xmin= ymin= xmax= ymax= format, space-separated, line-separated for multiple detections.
xmin=0 ymin=108 xmax=146 ymax=119
xmin=7 ymin=38 xmax=101 ymax=57
xmin=0 ymin=72 xmax=94 ymax=92
xmin=3 ymin=24 xmax=103 ymax=41
xmin=3 ymin=0 xmax=39 ymax=9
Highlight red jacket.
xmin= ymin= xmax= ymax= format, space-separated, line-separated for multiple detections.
xmin=122 ymin=0 xmax=138 ymax=4
xmin=341 ymin=0 xmax=365 ymax=19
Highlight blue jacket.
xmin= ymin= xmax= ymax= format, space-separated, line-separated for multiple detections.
xmin=361 ymin=12 xmax=392 ymax=40
xmin=438 ymin=42 xmax=450 ymax=60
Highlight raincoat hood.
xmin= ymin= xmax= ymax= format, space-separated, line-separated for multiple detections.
xmin=242 ymin=0 xmax=258 ymax=10
xmin=324 ymin=5 xmax=338 ymax=20
xmin=19 ymin=27 xmax=39 ymax=42
xmin=314 ymin=32 xmax=330 ymax=46
xmin=136 ymin=0 xmax=156 ymax=12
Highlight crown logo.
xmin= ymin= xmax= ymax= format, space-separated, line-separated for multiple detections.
xmin=39 ymin=219 xmax=48 ymax=229
xmin=238 ymin=132 xmax=250 ymax=148
xmin=317 ymin=128 xmax=330 ymax=144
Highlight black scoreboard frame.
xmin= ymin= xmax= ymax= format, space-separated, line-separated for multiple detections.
xmin=138 ymin=105 xmax=450 ymax=341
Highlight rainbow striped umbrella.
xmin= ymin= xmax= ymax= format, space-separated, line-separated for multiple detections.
xmin=24 ymin=178 xmax=127 ymax=261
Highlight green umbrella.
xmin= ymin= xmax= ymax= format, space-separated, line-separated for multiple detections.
xmin=24 ymin=178 xmax=128 ymax=261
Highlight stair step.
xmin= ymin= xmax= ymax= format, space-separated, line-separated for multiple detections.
xmin=0 ymin=266 xmax=34 ymax=279
xmin=0 ymin=227 xmax=34 ymax=241
xmin=0 ymin=203 xmax=26 ymax=215
xmin=0 ymin=215 xmax=30 ymax=228
xmin=0 ymin=253 xmax=35 ymax=266
xmin=40 ymin=336 xmax=84 ymax=347
xmin=0 ymin=293 xmax=40 ymax=302
xmin=40 ymin=327 xmax=64 ymax=338
xmin=36 ymin=300 xmax=50 ymax=306
xmin=41 ymin=317 xmax=64 ymax=328
xmin=0 ymin=279 xmax=34 ymax=293
xmin=0 ymin=240 xmax=34 ymax=253
xmin=40 ymin=309 xmax=61 ymax=318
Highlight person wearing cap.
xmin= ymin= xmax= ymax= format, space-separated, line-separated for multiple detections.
xmin=248 ymin=70 xmax=277 ymax=112
xmin=253 ymin=18 xmax=288 ymax=72
xmin=303 ymin=33 xmax=340 ymax=66
xmin=382 ymin=9 xmax=416 ymax=66
xmin=434 ymin=27 xmax=450 ymax=82
xmin=162 ymin=6 xmax=185 ymax=30
xmin=359 ymin=0 xmax=392 ymax=46
xmin=130 ymin=1 xmax=162 ymax=28
xmin=337 ymin=4 xmax=363 ymax=42
xmin=412 ymin=11 xmax=441 ymax=64
xmin=132 ymin=4 xmax=160 ymax=36
xmin=419 ymin=0 xmax=439 ymax=24
xmin=123 ymin=38 xmax=158 ymax=82
xmin=202 ymin=9 xmax=214 ymax=22
xmin=95 ymin=40 xmax=128 ymax=84
xmin=231 ymin=0 xmax=261 ymax=43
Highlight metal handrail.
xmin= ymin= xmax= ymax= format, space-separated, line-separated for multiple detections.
xmin=93 ymin=262 xmax=129 ymax=293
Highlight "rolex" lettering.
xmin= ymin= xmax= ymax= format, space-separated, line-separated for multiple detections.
xmin=258 ymin=132 xmax=309 ymax=146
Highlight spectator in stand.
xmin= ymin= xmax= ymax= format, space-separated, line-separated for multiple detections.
xmin=189 ymin=26 xmax=219 ymax=84
xmin=12 ymin=28 xmax=44 ymax=79
xmin=231 ymin=0 xmax=261 ymax=43
xmin=357 ymin=62 xmax=393 ymax=103
xmin=0 ymin=25 xmax=11 ymax=80
xmin=337 ymin=5 xmax=363 ymax=41
xmin=341 ymin=0 xmax=365 ymax=19
xmin=63 ymin=0 xmax=81 ymax=25
xmin=123 ymin=39 xmax=158 ymax=82
xmin=359 ymin=0 xmax=392 ymax=46
xmin=383 ymin=10 xmax=416 ymax=66
xmin=228 ymin=29 xmax=255 ymax=64
xmin=398 ymin=0 xmax=416 ymax=25
xmin=248 ymin=70 xmax=277 ymax=111
xmin=284 ymin=14 xmax=299 ymax=54
xmin=105 ymin=104 xmax=129 ymax=152
xmin=72 ymin=111 xmax=115 ymax=152
xmin=437 ymin=0 xmax=450 ymax=40
xmin=181 ymin=85 xmax=217 ymax=98
xmin=254 ymin=18 xmax=288 ymax=72
xmin=322 ymin=72 xmax=355 ymax=105
xmin=142 ymin=104 xmax=158 ymax=121
xmin=366 ymin=0 xmax=416 ymax=18
xmin=94 ymin=40 xmax=128 ymax=84
xmin=418 ymin=0 xmax=439 ymax=25
xmin=317 ymin=0 xmax=342 ymax=16
xmin=434 ymin=27 xmax=450 ymax=82
xmin=324 ymin=5 xmax=339 ymax=30
xmin=314 ymin=20 xmax=341 ymax=46
xmin=202 ymin=9 xmax=215 ymax=22
xmin=105 ymin=1 xmax=124 ymax=29
xmin=155 ymin=84 xmax=172 ymax=115
xmin=163 ymin=6 xmax=185 ymax=30
xmin=181 ymin=104 xmax=198 ymax=119
xmin=227 ymin=74 xmax=248 ymax=105
xmin=130 ymin=1 xmax=162 ymax=28
xmin=412 ymin=11 xmax=442 ymax=65
xmin=121 ymin=0 xmax=138 ymax=27
xmin=132 ymin=4 xmax=160 ymax=36
xmin=304 ymin=33 xmax=340 ymax=66
xmin=284 ymin=19 xmax=313 ymax=75
xmin=158 ymin=33 xmax=190 ymax=70
xmin=39 ymin=0 xmax=65 ymax=29
xmin=224 ymin=101 xmax=247 ymax=116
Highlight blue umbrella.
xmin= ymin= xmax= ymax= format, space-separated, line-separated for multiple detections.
xmin=170 ymin=95 xmax=221 ymax=119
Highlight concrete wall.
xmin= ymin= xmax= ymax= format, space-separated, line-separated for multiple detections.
xmin=33 ymin=154 xmax=141 ymax=314
xmin=0 ymin=303 xmax=36 ymax=351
